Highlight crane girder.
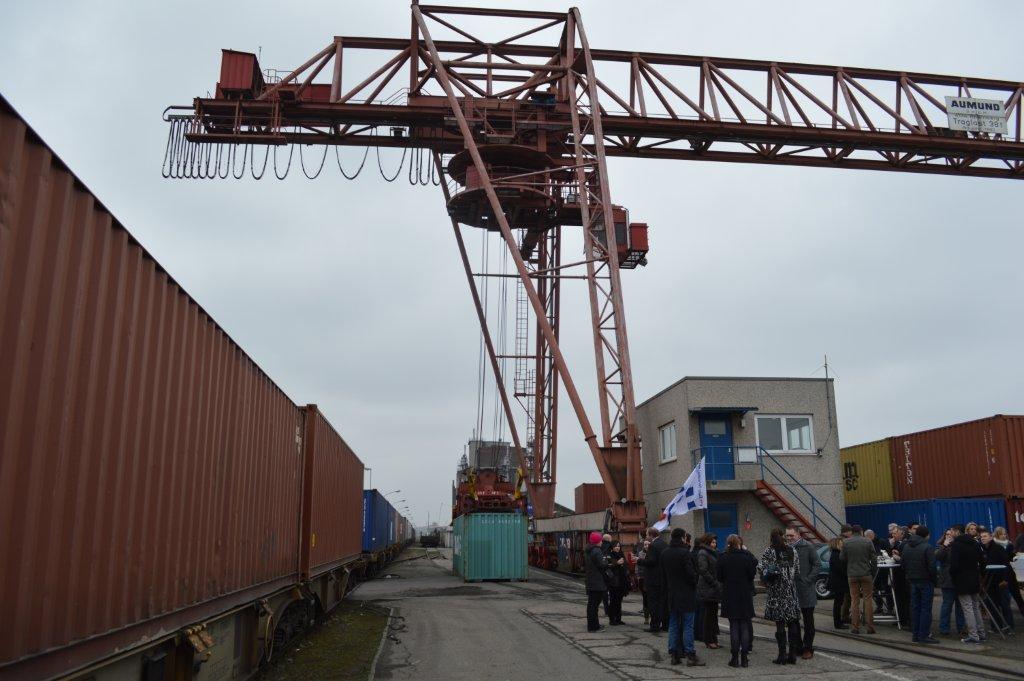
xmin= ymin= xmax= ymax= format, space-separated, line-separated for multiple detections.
xmin=165 ymin=3 xmax=1021 ymax=536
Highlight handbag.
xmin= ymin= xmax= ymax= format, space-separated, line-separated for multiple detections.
xmin=762 ymin=548 xmax=784 ymax=584
xmin=762 ymin=564 xmax=781 ymax=584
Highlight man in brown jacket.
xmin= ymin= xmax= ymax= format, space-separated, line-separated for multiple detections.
xmin=841 ymin=525 xmax=878 ymax=634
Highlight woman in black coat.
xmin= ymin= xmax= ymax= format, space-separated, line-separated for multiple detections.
xmin=606 ymin=541 xmax=629 ymax=625
xmin=716 ymin=534 xmax=757 ymax=668
xmin=949 ymin=529 xmax=987 ymax=642
xmin=696 ymin=534 xmax=722 ymax=648
xmin=584 ymin=531 xmax=609 ymax=632
xmin=828 ymin=537 xmax=849 ymax=630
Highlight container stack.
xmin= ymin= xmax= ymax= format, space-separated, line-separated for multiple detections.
xmin=842 ymin=415 xmax=1024 ymax=540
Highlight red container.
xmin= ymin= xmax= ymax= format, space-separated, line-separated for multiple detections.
xmin=890 ymin=415 xmax=1024 ymax=501
xmin=218 ymin=49 xmax=264 ymax=95
xmin=575 ymin=483 xmax=609 ymax=514
xmin=302 ymin=406 xmax=364 ymax=577
xmin=0 ymin=97 xmax=303 ymax=676
xmin=1006 ymin=498 xmax=1024 ymax=542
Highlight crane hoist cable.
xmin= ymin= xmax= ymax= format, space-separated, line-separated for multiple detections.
xmin=376 ymin=145 xmax=407 ymax=182
xmin=273 ymin=137 xmax=295 ymax=180
xmin=299 ymin=143 xmax=328 ymax=179
xmin=335 ymin=145 xmax=369 ymax=179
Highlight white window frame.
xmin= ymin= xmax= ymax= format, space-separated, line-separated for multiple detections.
xmin=658 ymin=422 xmax=677 ymax=464
xmin=755 ymin=414 xmax=815 ymax=454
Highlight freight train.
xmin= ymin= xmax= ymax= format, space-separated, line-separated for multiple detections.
xmin=0 ymin=96 xmax=412 ymax=681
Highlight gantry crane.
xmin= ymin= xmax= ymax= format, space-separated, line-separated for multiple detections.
xmin=163 ymin=2 xmax=1024 ymax=535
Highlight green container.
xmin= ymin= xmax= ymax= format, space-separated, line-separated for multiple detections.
xmin=452 ymin=513 xmax=528 ymax=582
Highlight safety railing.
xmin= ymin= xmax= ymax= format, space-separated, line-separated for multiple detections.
xmin=690 ymin=445 xmax=761 ymax=483
xmin=691 ymin=445 xmax=843 ymax=539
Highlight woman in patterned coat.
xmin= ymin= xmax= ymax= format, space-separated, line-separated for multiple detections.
xmin=759 ymin=527 xmax=801 ymax=665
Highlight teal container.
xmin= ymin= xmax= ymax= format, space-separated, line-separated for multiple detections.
xmin=452 ymin=513 xmax=528 ymax=582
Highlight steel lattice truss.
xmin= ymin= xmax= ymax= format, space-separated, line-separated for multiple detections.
xmin=165 ymin=3 xmax=1023 ymax=532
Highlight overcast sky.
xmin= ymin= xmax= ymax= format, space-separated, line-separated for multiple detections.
xmin=3 ymin=1 xmax=1021 ymax=526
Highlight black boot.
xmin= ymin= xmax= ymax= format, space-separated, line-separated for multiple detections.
xmin=741 ymin=651 xmax=749 ymax=667
xmin=686 ymin=653 xmax=706 ymax=667
xmin=728 ymin=651 xmax=739 ymax=668
xmin=671 ymin=650 xmax=681 ymax=665
xmin=772 ymin=632 xmax=787 ymax=665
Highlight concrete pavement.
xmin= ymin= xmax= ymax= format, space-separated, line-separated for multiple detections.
xmin=351 ymin=549 xmax=1023 ymax=680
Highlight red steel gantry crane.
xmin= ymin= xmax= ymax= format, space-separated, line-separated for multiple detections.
xmin=163 ymin=3 xmax=1024 ymax=535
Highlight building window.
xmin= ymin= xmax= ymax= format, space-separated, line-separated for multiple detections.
xmin=756 ymin=415 xmax=814 ymax=454
xmin=659 ymin=422 xmax=677 ymax=463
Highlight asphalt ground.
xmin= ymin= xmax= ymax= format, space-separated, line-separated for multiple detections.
xmin=349 ymin=549 xmax=1023 ymax=681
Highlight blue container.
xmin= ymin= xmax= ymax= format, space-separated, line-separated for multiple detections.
xmin=362 ymin=490 xmax=396 ymax=552
xmin=845 ymin=497 xmax=1007 ymax=545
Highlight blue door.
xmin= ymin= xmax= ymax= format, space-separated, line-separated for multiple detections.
xmin=699 ymin=415 xmax=734 ymax=480
xmin=705 ymin=503 xmax=738 ymax=549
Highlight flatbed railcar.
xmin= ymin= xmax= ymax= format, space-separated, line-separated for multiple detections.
xmin=0 ymin=95 xmax=392 ymax=681
xmin=529 ymin=509 xmax=646 ymax=578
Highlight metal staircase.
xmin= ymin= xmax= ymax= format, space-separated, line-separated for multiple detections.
xmin=691 ymin=445 xmax=844 ymax=543
xmin=756 ymin=449 xmax=843 ymax=542
xmin=754 ymin=481 xmax=826 ymax=543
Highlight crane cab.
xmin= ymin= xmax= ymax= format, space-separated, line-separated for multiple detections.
xmin=607 ymin=206 xmax=649 ymax=269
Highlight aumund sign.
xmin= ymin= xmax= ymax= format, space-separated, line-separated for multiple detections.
xmin=945 ymin=96 xmax=1008 ymax=134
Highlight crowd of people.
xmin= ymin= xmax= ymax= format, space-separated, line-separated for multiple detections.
xmin=830 ymin=521 xmax=1023 ymax=644
xmin=582 ymin=520 xmax=1023 ymax=668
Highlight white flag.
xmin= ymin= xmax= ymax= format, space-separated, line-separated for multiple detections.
xmin=653 ymin=457 xmax=708 ymax=531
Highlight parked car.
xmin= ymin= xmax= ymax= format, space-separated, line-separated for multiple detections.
xmin=814 ymin=544 xmax=833 ymax=600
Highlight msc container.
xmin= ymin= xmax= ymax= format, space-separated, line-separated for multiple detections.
xmin=845 ymin=498 xmax=1007 ymax=545
xmin=575 ymin=483 xmax=609 ymax=514
xmin=841 ymin=439 xmax=895 ymax=505
xmin=0 ymin=96 xmax=304 ymax=677
xmin=362 ymin=490 xmax=395 ymax=553
xmin=301 ymin=406 xmax=364 ymax=578
xmin=452 ymin=513 xmax=528 ymax=581
xmin=890 ymin=415 xmax=1024 ymax=501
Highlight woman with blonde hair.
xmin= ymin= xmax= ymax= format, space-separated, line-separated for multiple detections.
xmin=993 ymin=527 xmax=1024 ymax=618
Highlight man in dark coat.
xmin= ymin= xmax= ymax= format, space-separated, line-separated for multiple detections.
xmin=889 ymin=526 xmax=912 ymax=628
xmin=980 ymin=528 xmax=1015 ymax=633
xmin=949 ymin=524 xmax=986 ymax=643
xmin=716 ymin=534 xmax=757 ymax=668
xmin=787 ymin=528 xmax=822 ymax=658
xmin=639 ymin=527 xmax=668 ymax=633
xmin=902 ymin=525 xmax=938 ymax=643
xmin=584 ymin=531 xmax=609 ymax=632
xmin=662 ymin=528 xmax=704 ymax=667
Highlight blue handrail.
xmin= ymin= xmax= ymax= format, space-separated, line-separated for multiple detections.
xmin=691 ymin=445 xmax=843 ymax=539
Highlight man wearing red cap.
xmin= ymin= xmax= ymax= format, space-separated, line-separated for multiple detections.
xmin=585 ymin=531 xmax=609 ymax=631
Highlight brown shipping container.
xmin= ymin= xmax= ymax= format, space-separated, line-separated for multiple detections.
xmin=302 ymin=406 xmax=364 ymax=576
xmin=890 ymin=415 xmax=1024 ymax=501
xmin=0 ymin=97 xmax=307 ymax=675
xmin=575 ymin=483 xmax=609 ymax=514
